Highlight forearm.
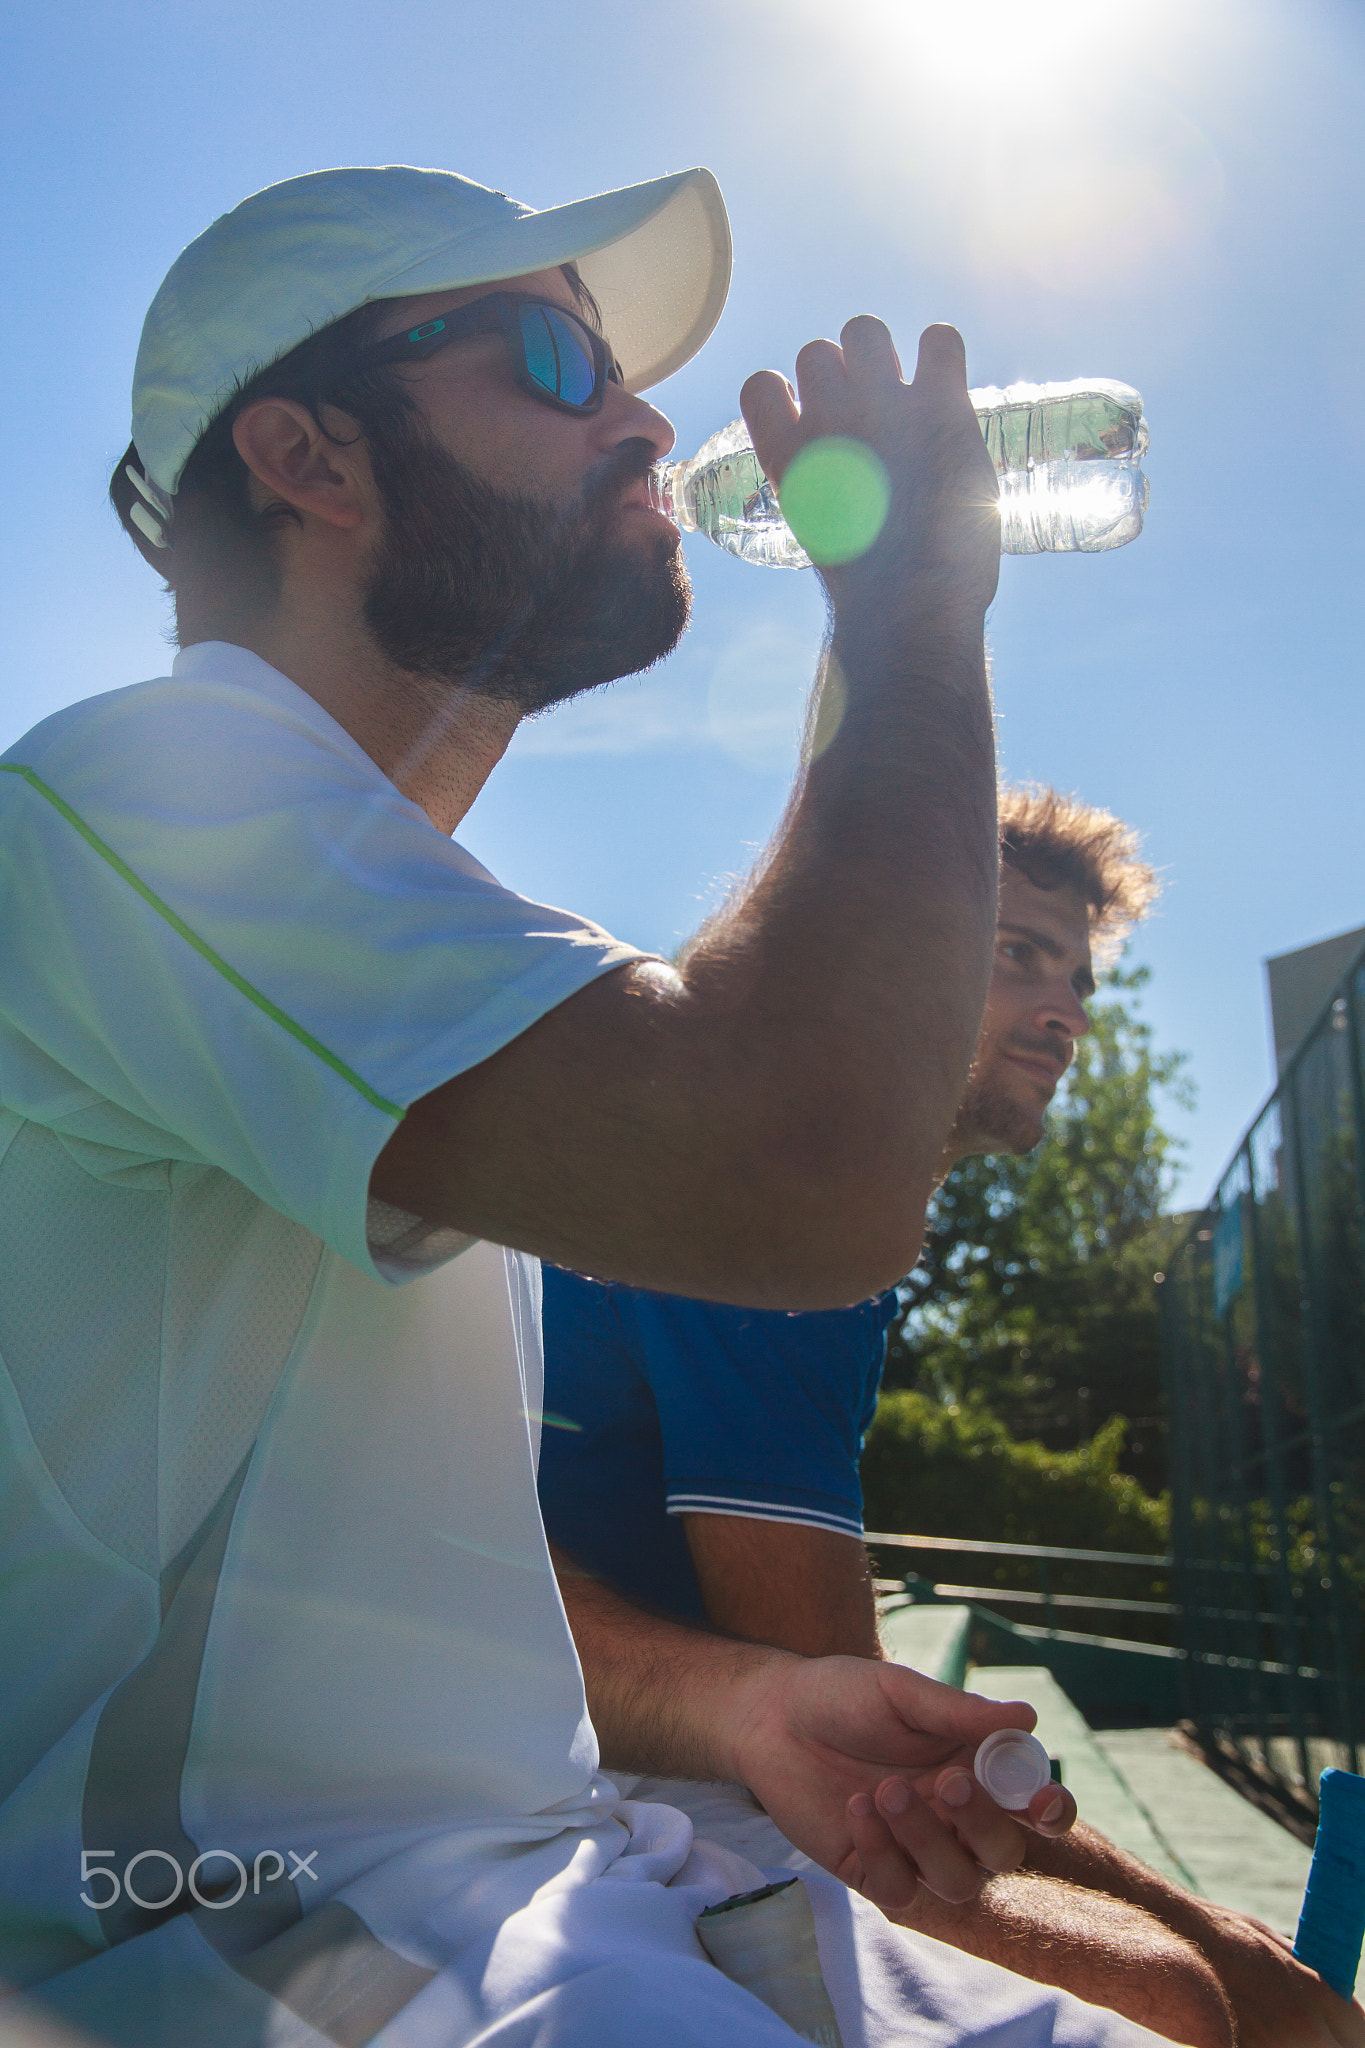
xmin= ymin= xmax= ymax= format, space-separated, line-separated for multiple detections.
xmin=1021 ymin=1816 xmax=1287 ymax=1977
xmin=693 ymin=622 xmax=995 ymax=1143
xmin=896 ymin=1872 xmax=1234 ymax=2048
xmin=1025 ymin=1826 xmax=1365 ymax=2047
xmin=683 ymin=332 xmax=1002 ymax=1237
xmin=684 ymin=1514 xmax=884 ymax=1659
xmin=552 ymin=1547 xmax=793 ymax=1779
xmin=1021 ymin=1818 xmax=1206 ymax=1931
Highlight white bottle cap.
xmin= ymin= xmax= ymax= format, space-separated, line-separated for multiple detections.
xmin=973 ymin=1727 xmax=1053 ymax=1810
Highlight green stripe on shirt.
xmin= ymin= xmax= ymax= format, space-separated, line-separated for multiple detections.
xmin=0 ymin=761 xmax=404 ymax=1120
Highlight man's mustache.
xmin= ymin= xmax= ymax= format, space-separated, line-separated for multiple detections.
xmin=1000 ymin=1031 xmax=1072 ymax=1081
xmin=578 ymin=439 xmax=659 ymax=521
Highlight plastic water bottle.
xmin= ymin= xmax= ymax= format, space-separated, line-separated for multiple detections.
xmin=657 ymin=379 xmax=1149 ymax=565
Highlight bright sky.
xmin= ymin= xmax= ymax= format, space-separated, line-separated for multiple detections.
xmin=4 ymin=0 xmax=1363 ymax=1207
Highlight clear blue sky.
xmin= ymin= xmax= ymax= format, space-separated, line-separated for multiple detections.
xmin=4 ymin=0 xmax=1363 ymax=1207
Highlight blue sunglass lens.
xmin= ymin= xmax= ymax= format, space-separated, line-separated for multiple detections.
xmin=519 ymin=305 xmax=600 ymax=408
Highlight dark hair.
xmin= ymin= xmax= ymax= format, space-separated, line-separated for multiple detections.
xmin=998 ymin=782 xmax=1158 ymax=960
xmin=109 ymin=264 xmax=603 ymax=647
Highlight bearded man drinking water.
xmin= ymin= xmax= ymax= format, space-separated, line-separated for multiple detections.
xmin=0 ymin=162 xmax=1186 ymax=2045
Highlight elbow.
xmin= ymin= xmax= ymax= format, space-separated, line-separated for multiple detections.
xmin=778 ymin=1210 xmax=927 ymax=1310
xmin=735 ymin=1141 xmax=930 ymax=1309
xmin=850 ymin=1201 xmax=930 ymax=1299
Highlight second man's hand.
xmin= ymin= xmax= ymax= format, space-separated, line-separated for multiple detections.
xmin=555 ymin=1550 xmax=1074 ymax=1917
xmin=727 ymin=1652 xmax=1076 ymax=1914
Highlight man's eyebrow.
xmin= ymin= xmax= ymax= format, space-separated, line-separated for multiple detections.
xmin=998 ymin=921 xmax=1096 ymax=999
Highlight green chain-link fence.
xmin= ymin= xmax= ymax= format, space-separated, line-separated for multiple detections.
xmin=1160 ymin=935 xmax=1365 ymax=1819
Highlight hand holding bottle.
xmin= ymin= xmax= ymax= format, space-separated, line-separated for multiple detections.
xmin=739 ymin=319 xmax=1002 ymax=626
xmin=660 ymin=379 xmax=1149 ymax=565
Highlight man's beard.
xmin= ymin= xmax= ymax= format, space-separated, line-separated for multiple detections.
xmin=950 ymin=1032 xmax=1066 ymax=1158
xmin=951 ymin=1069 xmax=1046 ymax=1157
xmin=361 ymin=419 xmax=690 ymax=716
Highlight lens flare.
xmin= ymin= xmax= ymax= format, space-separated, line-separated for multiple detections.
xmin=777 ymin=436 xmax=892 ymax=565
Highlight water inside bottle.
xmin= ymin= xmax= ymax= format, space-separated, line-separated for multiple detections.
xmin=978 ymin=379 xmax=1149 ymax=554
xmin=667 ymin=419 xmax=800 ymax=568
xmin=997 ymin=457 xmax=1147 ymax=553
xmin=660 ymin=380 xmax=1149 ymax=564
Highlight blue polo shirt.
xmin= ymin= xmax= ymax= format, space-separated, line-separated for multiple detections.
xmin=537 ymin=1269 xmax=898 ymax=1622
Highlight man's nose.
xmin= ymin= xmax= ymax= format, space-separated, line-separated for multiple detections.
xmin=1041 ymin=983 xmax=1091 ymax=1044
xmin=590 ymin=386 xmax=676 ymax=463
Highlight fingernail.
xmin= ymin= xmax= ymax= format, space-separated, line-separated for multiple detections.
xmin=938 ymin=1769 xmax=973 ymax=1809
xmin=1040 ymin=1793 xmax=1065 ymax=1826
xmin=848 ymin=1793 xmax=873 ymax=1819
xmin=878 ymin=1780 xmax=911 ymax=1817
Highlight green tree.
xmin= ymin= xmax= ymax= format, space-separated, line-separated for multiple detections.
xmin=885 ymin=965 xmax=1193 ymax=1493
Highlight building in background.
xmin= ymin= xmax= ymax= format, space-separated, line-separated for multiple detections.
xmin=1267 ymin=925 xmax=1365 ymax=1077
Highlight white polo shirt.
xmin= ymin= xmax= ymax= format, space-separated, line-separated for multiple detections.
xmin=0 ymin=641 xmax=643 ymax=1988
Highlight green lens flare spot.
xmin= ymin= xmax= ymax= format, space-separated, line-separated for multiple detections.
xmin=777 ymin=437 xmax=891 ymax=566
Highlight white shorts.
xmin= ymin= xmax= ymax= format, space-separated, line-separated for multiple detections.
xmin=13 ymin=1797 xmax=1176 ymax=2047
xmin=610 ymin=1771 xmax=816 ymax=1873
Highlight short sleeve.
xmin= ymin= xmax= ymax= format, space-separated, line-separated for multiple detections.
xmin=621 ymin=1290 xmax=898 ymax=1538
xmin=537 ymin=1267 xmax=708 ymax=1619
xmin=0 ymin=648 xmax=644 ymax=1279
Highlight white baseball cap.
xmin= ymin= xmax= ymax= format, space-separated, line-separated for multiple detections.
xmin=131 ymin=163 xmax=732 ymax=502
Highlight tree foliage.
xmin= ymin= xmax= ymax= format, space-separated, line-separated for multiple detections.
xmin=861 ymin=1392 xmax=1170 ymax=1620
xmin=884 ymin=965 xmax=1193 ymax=1493
xmin=862 ymin=1394 xmax=1169 ymax=1551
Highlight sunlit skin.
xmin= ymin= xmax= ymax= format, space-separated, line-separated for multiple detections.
xmin=228 ymin=267 xmax=678 ymax=833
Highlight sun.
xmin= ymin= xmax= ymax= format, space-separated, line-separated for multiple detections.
xmin=884 ymin=0 xmax=1136 ymax=78
xmin=771 ymin=0 xmax=1226 ymax=294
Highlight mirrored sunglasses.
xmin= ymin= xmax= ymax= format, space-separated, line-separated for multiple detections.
xmin=359 ymin=291 xmax=623 ymax=415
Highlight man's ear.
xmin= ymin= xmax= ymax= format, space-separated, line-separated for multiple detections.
xmin=232 ymin=399 xmax=367 ymax=531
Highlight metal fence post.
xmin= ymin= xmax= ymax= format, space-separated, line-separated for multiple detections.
xmin=1244 ymin=1125 xmax=1313 ymax=1792
xmin=1283 ymin=1051 xmax=1360 ymax=1771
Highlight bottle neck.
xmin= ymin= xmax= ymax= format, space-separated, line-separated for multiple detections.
xmin=652 ymin=458 xmax=696 ymax=533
